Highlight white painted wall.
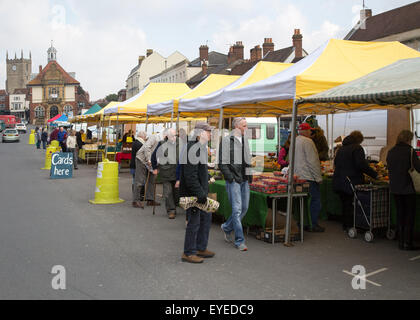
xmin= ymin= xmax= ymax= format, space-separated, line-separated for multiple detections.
xmin=32 ymin=87 xmax=43 ymax=103
xmin=64 ymin=85 xmax=76 ymax=101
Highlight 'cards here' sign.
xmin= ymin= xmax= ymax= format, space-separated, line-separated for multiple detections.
xmin=50 ymin=152 xmax=73 ymax=179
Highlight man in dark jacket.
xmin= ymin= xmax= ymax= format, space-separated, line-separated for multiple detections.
xmin=131 ymin=131 xmax=147 ymax=208
xmin=180 ymin=122 xmax=214 ymax=264
xmin=219 ymin=117 xmax=252 ymax=251
xmin=76 ymin=129 xmax=85 ymax=149
xmin=152 ymin=128 xmax=180 ymax=219
xmin=333 ymin=131 xmax=377 ymax=231
xmin=387 ymin=130 xmax=420 ymax=250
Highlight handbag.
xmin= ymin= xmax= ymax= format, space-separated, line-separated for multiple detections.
xmin=179 ymin=196 xmax=220 ymax=213
xmin=408 ymin=148 xmax=420 ymax=193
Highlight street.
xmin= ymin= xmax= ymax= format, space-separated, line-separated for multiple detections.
xmin=1 ymin=130 xmax=419 ymax=300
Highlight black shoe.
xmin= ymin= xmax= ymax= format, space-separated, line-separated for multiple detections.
xmin=310 ymin=225 xmax=325 ymax=233
xmin=74 ymin=167 xmax=78 ymax=170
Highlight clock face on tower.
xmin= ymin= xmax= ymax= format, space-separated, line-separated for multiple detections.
xmin=12 ymin=65 xmax=17 ymax=71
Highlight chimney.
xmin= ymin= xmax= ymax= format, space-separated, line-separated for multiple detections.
xmin=146 ymin=49 xmax=153 ymax=57
xmin=263 ymin=38 xmax=274 ymax=57
xmin=360 ymin=8 xmax=372 ymax=21
xmin=292 ymin=29 xmax=303 ymax=60
xmin=228 ymin=41 xmax=244 ymax=64
xmin=39 ymin=65 xmax=42 ymax=73
xmin=250 ymin=45 xmax=262 ymax=62
xmin=202 ymin=60 xmax=208 ymax=75
xmin=199 ymin=45 xmax=209 ymax=63
xmin=138 ymin=55 xmax=145 ymax=66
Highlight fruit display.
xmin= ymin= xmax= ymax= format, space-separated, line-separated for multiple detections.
xmin=263 ymin=156 xmax=281 ymax=171
xmin=250 ymin=172 xmax=308 ymax=194
xmin=321 ymin=160 xmax=334 ymax=177
xmin=369 ymin=161 xmax=389 ymax=182
xmin=208 ymin=169 xmax=223 ymax=180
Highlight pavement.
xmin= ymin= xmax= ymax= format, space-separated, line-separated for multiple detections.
xmin=0 ymin=129 xmax=419 ymax=300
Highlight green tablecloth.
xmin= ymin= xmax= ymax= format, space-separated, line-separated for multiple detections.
xmin=209 ymin=180 xmax=309 ymax=228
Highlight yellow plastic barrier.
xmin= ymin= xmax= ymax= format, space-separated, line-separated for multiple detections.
xmin=89 ymin=159 xmax=124 ymax=204
xmin=50 ymin=140 xmax=60 ymax=148
xmin=28 ymin=132 xmax=35 ymax=145
xmin=41 ymin=146 xmax=56 ymax=170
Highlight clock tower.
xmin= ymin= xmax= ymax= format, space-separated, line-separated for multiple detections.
xmin=6 ymin=50 xmax=32 ymax=94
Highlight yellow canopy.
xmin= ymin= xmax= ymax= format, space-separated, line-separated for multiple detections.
xmin=105 ymin=83 xmax=191 ymax=116
xmin=178 ymin=39 xmax=420 ymax=117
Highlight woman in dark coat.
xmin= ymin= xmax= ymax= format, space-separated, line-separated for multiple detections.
xmin=387 ymin=130 xmax=420 ymax=251
xmin=333 ymin=131 xmax=377 ymax=231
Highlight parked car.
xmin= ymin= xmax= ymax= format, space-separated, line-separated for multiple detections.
xmin=15 ymin=123 xmax=27 ymax=134
xmin=2 ymin=128 xmax=20 ymax=143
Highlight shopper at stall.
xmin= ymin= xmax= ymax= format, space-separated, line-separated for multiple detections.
xmin=49 ymin=127 xmax=59 ymax=143
xmin=135 ymin=134 xmax=160 ymax=208
xmin=311 ymin=127 xmax=329 ymax=161
xmin=333 ymin=130 xmax=377 ymax=231
xmin=123 ymin=130 xmax=134 ymax=143
xmin=295 ymin=123 xmax=324 ymax=232
xmin=151 ymin=128 xmax=180 ymax=219
xmin=131 ymin=131 xmax=147 ymax=208
xmin=219 ymin=117 xmax=252 ymax=251
xmin=41 ymin=128 xmax=48 ymax=150
xmin=76 ymin=129 xmax=85 ymax=149
xmin=387 ymin=130 xmax=420 ymax=251
xmin=180 ymin=122 xmax=215 ymax=263
xmin=66 ymin=130 xmax=78 ymax=170
xmin=35 ymin=127 xmax=41 ymax=149
xmin=57 ymin=127 xmax=67 ymax=152
xmin=278 ymin=135 xmax=290 ymax=168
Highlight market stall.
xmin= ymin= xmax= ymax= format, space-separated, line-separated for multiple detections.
xmin=300 ymin=57 xmax=420 ymax=234
xmin=175 ymin=39 xmax=420 ymax=244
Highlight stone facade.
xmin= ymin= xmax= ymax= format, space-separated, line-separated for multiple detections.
xmin=6 ymin=51 xmax=32 ymax=95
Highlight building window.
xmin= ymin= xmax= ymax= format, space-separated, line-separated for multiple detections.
xmin=266 ymin=125 xmax=275 ymax=140
xmin=248 ymin=125 xmax=261 ymax=139
xmin=35 ymin=106 xmax=45 ymax=118
xmin=64 ymin=105 xmax=73 ymax=115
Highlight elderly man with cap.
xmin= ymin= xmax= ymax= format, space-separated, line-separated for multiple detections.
xmin=131 ymin=131 xmax=147 ymax=208
xmin=151 ymin=128 xmax=180 ymax=219
xmin=295 ymin=122 xmax=324 ymax=232
xmin=180 ymin=122 xmax=215 ymax=263
xmin=135 ymin=134 xmax=160 ymax=208
xmin=219 ymin=117 xmax=252 ymax=252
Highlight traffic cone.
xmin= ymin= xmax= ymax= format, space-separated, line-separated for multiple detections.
xmin=89 ymin=159 xmax=124 ymax=204
xmin=28 ymin=130 xmax=35 ymax=145
xmin=41 ymin=146 xmax=56 ymax=170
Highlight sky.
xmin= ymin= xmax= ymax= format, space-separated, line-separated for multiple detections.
xmin=0 ymin=0 xmax=417 ymax=100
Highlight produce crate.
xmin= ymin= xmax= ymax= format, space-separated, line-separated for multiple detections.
xmin=257 ymin=228 xmax=301 ymax=243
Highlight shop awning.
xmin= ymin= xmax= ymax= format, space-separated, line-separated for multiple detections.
xmin=47 ymin=114 xmax=62 ymax=123
xmin=178 ymin=39 xmax=420 ymax=117
xmin=104 ymin=83 xmax=191 ymax=116
xmin=299 ymin=57 xmax=420 ymax=109
xmin=82 ymin=104 xmax=102 ymax=115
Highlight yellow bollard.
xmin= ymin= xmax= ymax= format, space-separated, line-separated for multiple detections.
xmin=89 ymin=159 xmax=124 ymax=204
xmin=41 ymin=146 xmax=56 ymax=170
xmin=28 ymin=133 xmax=35 ymax=145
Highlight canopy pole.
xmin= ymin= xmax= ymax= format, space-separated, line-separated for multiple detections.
xmin=277 ymin=116 xmax=281 ymax=157
xmin=145 ymin=115 xmax=149 ymax=134
xmin=95 ymin=121 xmax=100 ymax=164
xmin=170 ymin=111 xmax=174 ymax=128
xmin=285 ymin=99 xmax=298 ymax=247
xmin=176 ymin=111 xmax=180 ymax=136
xmin=410 ymin=107 xmax=415 ymax=147
xmin=326 ymin=114 xmax=330 ymax=157
xmin=114 ymin=114 xmax=119 ymax=161
xmin=216 ymin=107 xmax=224 ymax=169
xmin=105 ymin=116 xmax=111 ymax=159
xmin=331 ymin=112 xmax=335 ymax=159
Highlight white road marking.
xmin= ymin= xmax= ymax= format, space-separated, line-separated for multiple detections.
xmin=409 ymin=255 xmax=420 ymax=261
xmin=343 ymin=267 xmax=388 ymax=287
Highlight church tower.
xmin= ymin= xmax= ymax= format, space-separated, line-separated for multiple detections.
xmin=6 ymin=50 xmax=32 ymax=94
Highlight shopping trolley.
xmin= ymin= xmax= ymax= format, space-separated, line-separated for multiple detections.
xmin=346 ymin=177 xmax=395 ymax=242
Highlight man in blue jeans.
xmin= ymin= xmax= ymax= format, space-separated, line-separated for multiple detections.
xmin=219 ymin=117 xmax=252 ymax=251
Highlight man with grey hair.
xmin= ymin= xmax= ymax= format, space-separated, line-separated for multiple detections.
xmin=135 ymin=134 xmax=160 ymax=208
xmin=219 ymin=117 xmax=252 ymax=251
xmin=131 ymin=131 xmax=147 ymax=208
xmin=151 ymin=128 xmax=180 ymax=219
